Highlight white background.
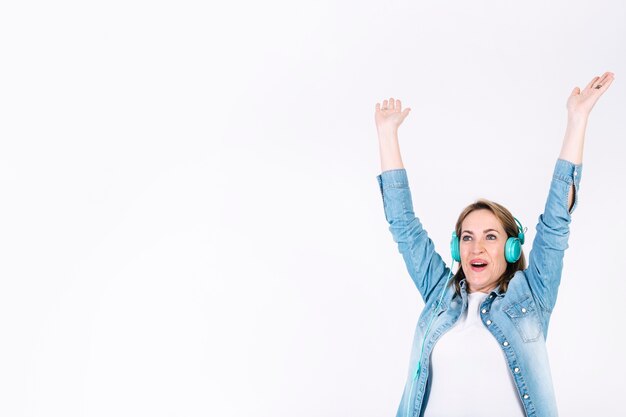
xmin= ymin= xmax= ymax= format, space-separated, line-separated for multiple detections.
xmin=1 ymin=0 xmax=625 ymax=416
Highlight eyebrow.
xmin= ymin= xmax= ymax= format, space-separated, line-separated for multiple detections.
xmin=461 ymin=229 xmax=501 ymax=235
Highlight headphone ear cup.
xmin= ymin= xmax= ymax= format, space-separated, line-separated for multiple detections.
xmin=451 ymin=232 xmax=461 ymax=262
xmin=505 ymin=237 xmax=521 ymax=263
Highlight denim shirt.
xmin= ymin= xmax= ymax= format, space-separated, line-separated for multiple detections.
xmin=376 ymin=159 xmax=582 ymax=417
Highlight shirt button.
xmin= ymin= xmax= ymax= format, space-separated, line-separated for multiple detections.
xmin=489 ymin=294 xmax=494 ymax=299
xmin=523 ymin=394 xmax=529 ymax=399
xmin=503 ymin=341 xmax=509 ymax=347
xmin=514 ymin=367 xmax=520 ymax=373
xmin=521 ymin=308 xmax=527 ymax=313
xmin=481 ymin=308 xmax=487 ymax=314
xmin=486 ymin=320 xmax=492 ymax=325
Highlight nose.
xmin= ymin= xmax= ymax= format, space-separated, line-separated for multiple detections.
xmin=470 ymin=239 xmax=485 ymax=254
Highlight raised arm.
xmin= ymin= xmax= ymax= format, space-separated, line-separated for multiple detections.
xmin=375 ymin=98 xmax=450 ymax=301
xmin=527 ymin=72 xmax=615 ymax=312
xmin=560 ymin=72 xmax=615 ymax=209
xmin=376 ymin=97 xmax=410 ymax=172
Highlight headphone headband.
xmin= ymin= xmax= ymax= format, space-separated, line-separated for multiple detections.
xmin=513 ymin=217 xmax=525 ymax=245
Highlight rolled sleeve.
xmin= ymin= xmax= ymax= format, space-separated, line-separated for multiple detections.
xmin=376 ymin=169 xmax=415 ymax=223
xmin=553 ymin=159 xmax=583 ymax=213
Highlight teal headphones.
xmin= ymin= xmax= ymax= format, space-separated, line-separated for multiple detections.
xmin=450 ymin=217 xmax=525 ymax=263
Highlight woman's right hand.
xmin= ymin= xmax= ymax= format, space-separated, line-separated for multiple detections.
xmin=375 ymin=97 xmax=411 ymax=134
xmin=565 ymin=72 xmax=615 ymax=118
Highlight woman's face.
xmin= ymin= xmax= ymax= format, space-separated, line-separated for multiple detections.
xmin=460 ymin=209 xmax=508 ymax=294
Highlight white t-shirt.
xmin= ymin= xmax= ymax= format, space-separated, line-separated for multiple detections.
xmin=423 ymin=291 xmax=525 ymax=417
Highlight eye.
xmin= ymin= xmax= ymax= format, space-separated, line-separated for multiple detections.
xmin=461 ymin=235 xmax=472 ymax=241
xmin=486 ymin=234 xmax=497 ymax=240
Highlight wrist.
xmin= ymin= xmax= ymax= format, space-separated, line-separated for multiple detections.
xmin=377 ymin=126 xmax=398 ymax=141
xmin=567 ymin=112 xmax=589 ymax=124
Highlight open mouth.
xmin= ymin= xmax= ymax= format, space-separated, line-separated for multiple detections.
xmin=470 ymin=260 xmax=488 ymax=272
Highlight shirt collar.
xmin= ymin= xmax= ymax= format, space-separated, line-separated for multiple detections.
xmin=459 ymin=278 xmax=504 ymax=298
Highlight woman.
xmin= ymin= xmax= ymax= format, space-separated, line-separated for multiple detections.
xmin=375 ymin=72 xmax=614 ymax=417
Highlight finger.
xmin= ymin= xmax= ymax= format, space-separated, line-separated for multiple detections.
xmin=592 ymin=74 xmax=605 ymax=89
xmin=595 ymin=72 xmax=615 ymax=90
xmin=398 ymin=108 xmax=411 ymax=124
xmin=389 ymin=97 xmax=395 ymax=111
xmin=598 ymin=71 xmax=613 ymax=83
xmin=376 ymin=103 xmax=381 ymax=112
xmin=396 ymin=99 xmax=402 ymax=112
xmin=596 ymin=74 xmax=615 ymax=91
xmin=585 ymin=76 xmax=600 ymax=90
xmin=382 ymin=99 xmax=389 ymax=110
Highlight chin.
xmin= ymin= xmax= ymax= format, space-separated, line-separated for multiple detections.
xmin=467 ymin=276 xmax=495 ymax=292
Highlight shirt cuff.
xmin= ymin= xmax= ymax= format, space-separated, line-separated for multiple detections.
xmin=376 ymin=168 xmax=409 ymax=195
xmin=553 ymin=158 xmax=583 ymax=213
xmin=553 ymin=158 xmax=582 ymax=188
xmin=376 ymin=168 xmax=415 ymax=222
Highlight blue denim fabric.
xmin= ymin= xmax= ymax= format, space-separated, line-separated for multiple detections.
xmin=376 ymin=159 xmax=582 ymax=417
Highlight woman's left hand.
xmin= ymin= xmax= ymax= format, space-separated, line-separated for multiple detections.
xmin=566 ymin=71 xmax=615 ymax=117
